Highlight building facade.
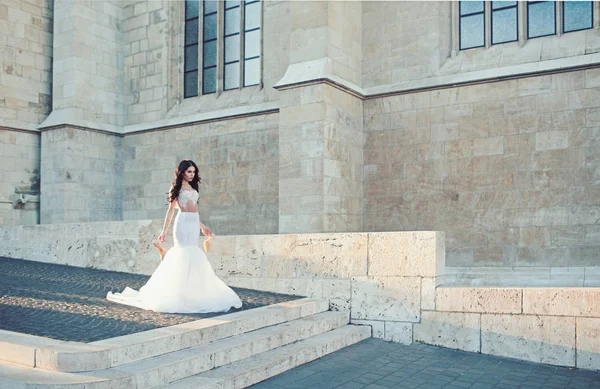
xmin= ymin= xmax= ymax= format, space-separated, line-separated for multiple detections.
xmin=1 ymin=0 xmax=599 ymax=268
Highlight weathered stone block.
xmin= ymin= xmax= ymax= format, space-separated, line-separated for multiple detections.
xmin=535 ymin=131 xmax=569 ymax=151
xmin=367 ymin=231 xmax=445 ymax=277
xmin=384 ymin=321 xmax=413 ymax=345
xmin=351 ymin=276 xmax=421 ymax=322
xmin=436 ymin=287 xmax=522 ymax=314
xmin=414 ymin=311 xmax=480 ymax=352
xmin=576 ymin=318 xmax=600 ymax=370
xmin=474 ymin=137 xmax=504 ymax=156
xmin=481 ymin=314 xmax=575 ymax=366
xmin=523 ymin=288 xmax=600 ymax=318
xmin=350 ymin=319 xmax=385 ymax=338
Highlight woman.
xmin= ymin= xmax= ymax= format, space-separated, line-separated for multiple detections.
xmin=107 ymin=160 xmax=243 ymax=313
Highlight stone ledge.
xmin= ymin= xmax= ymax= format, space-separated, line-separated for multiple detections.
xmin=523 ymin=288 xmax=600 ymax=318
xmin=367 ymin=231 xmax=445 ymax=278
xmin=37 ymin=103 xmax=280 ymax=135
xmin=481 ymin=314 xmax=576 ymax=367
xmin=436 ymin=287 xmax=522 ymax=314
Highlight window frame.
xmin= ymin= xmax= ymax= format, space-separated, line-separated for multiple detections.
xmin=491 ymin=1 xmax=518 ymax=45
xmin=561 ymin=0 xmax=594 ymax=34
xmin=459 ymin=1 xmax=486 ymax=50
xmin=243 ymin=0 xmax=261 ymax=87
xmin=182 ymin=0 xmax=262 ymax=99
xmin=527 ymin=1 xmax=557 ymax=39
xmin=202 ymin=0 xmax=218 ymax=95
xmin=223 ymin=1 xmax=242 ymax=91
xmin=184 ymin=0 xmax=200 ymax=99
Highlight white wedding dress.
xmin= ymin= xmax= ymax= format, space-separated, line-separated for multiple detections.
xmin=107 ymin=189 xmax=242 ymax=313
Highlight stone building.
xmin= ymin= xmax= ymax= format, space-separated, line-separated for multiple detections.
xmin=1 ymin=0 xmax=599 ymax=269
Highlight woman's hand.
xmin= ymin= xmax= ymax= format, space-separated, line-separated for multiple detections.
xmin=201 ymin=227 xmax=213 ymax=237
xmin=157 ymin=233 xmax=166 ymax=243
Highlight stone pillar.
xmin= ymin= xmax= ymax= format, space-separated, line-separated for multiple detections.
xmin=38 ymin=0 xmax=127 ymax=223
xmin=277 ymin=1 xmax=364 ymax=233
xmin=41 ymin=0 xmax=127 ymax=131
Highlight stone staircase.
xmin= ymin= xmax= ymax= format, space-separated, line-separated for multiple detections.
xmin=0 ymin=299 xmax=371 ymax=389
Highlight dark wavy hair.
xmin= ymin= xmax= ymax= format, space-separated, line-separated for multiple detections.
xmin=167 ymin=160 xmax=201 ymax=203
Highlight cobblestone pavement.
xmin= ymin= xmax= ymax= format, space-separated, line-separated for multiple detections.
xmin=250 ymin=339 xmax=600 ymax=389
xmin=0 ymin=257 xmax=301 ymax=343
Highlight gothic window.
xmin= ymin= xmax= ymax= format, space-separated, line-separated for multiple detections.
xmin=202 ymin=0 xmax=218 ymax=94
xmin=184 ymin=0 xmax=199 ymax=98
xmin=183 ymin=0 xmax=262 ymax=98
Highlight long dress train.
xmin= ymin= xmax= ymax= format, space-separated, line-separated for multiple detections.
xmin=107 ymin=211 xmax=242 ymax=313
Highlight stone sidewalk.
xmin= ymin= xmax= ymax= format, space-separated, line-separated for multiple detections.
xmin=0 ymin=257 xmax=300 ymax=343
xmin=250 ymin=339 xmax=600 ymax=389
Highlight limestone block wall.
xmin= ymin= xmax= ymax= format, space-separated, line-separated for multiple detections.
xmin=362 ymin=1 xmax=450 ymax=88
xmin=0 ymin=130 xmax=40 ymax=225
xmin=122 ymin=113 xmax=279 ymax=234
xmin=364 ymin=69 xmax=600 ymax=267
xmin=2 ymin=224 xmax=598 ymax=369
xmin=126 ymin=0 xmax=291 ymax=125
xmin=40 ymin=127 xmax=123 ymax=224
xmin=0 ymin=0 xmax=53 ymax=131
xmin=422 ymin=287 xmax=600 ymax=370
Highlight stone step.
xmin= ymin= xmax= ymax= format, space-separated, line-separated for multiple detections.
xmin=162 ymin=325 xmax=372 ymax=389
xmin=2 ymin=298 xmax=329 ymax=373
xmin=0 ymin=311 xmax=354 ymax=389
xmin=112 ymin=311 xmax=350 ymax=389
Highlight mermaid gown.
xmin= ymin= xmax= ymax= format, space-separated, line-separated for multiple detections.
xmin=106 ymin=189 xmax=242 ymax=313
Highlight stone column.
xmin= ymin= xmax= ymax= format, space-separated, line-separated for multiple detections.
xmin=277 ymin=1 xmax=363 ymax=233
xmin=41 ymin=0 xmax=127 ymax=131
xmin=39 ymin=0 xmax=127 ymax=223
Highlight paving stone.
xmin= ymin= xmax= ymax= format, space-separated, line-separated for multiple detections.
xmin=0 ymin=257 xmax=301 ymax=342
xmin=250 ymin=339 xmax=600 ymax=389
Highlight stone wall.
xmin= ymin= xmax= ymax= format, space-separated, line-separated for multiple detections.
xmin=362 ymin=1 xmax=449 ymax=88
xmin=0 ymin=0 xmax=53 ymax=131
xmin=1 ymin=224 xmax=598 ymax=369
xmin=0 ymin=0 xmax=51 ymax=225
xmin=40 ymin=127 xmax=123 ymax=224
xmin=0 ymin=129 xmax=40 ymax=225
xmin=122 ymin=113 xmax=279 ymax=234
xmin=364 ymin=69 xmax=600 ymax=267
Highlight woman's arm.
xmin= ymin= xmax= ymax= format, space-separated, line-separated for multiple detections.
xmin=159 ymin=201 xmax=176 ymax=241
xmin=200 ymin=220 xmax=213 ymax=237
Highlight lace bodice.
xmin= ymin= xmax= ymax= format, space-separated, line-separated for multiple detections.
xmin=177 ymin=189 xmax=199 ymax=211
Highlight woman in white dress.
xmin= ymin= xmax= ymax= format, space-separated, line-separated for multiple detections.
xmin=107 ymin=160 xmax=243 ymax=313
